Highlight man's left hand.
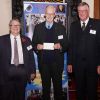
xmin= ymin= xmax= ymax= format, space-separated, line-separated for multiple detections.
xmin=97 ymin=66 xmax=100 ymax=74
xmin=54 ymin=43 xmax=62 ymax=50
xmin=30 ymin=73 xmax=36 ymax=81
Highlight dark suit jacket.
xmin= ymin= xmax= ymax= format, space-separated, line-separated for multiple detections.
xmin=0 ymin=34 xmax=36 ymax=84
xmin=68 ymin=18 xmax=100 ymax=69
xmin=32 ymin=21 xmax=67 ymax=70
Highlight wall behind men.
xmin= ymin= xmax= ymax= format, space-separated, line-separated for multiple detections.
xmin=82 ymin=0 xmax=94 ymax=18
xmin=0 ymin=0 xmax=12 ymax=36
xmin=0 ymin=0 xmax=94 ymax=36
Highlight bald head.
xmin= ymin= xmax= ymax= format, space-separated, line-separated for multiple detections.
xmin=45 ymin=5 xmax=56 ymax=14
xmin=45 ymin=5 xmax=56 ymax=23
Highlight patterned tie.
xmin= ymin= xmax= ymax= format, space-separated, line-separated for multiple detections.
xmin=82 ymin=22 xmax=85 ymax=31
xmin=13 ymin=37 xmax=19 ymax=66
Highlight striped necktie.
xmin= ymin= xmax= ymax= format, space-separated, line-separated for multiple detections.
xmin=82 ymin=22 xmax=85 ymax=31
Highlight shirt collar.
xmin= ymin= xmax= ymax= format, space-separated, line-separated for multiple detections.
xmin=10 ymin=34 xmax=20 ymax=39
xmin=80 ymin=18 xmax=89 ymax=27
xmin=45 ymin=22 xmax=53 ymax=28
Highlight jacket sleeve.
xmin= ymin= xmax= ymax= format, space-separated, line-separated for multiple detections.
xmin=32 ymin=25 xmax=39 ymax=54
xmin=96 ymin=19 xmax=100 ymax=66
xmin=67 ymin=23 xmax=74 ymax=65
xmin=25 ymin=36 xmax=36 ymax=74
xmin=57 ymin=24 xmax=68 ymax=52
xmin=60 ymin=25 xmax=68 ymax=52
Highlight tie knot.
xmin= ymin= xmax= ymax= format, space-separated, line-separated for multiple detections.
xmin=48 ymin=25 xmax=50 ymax=29
xmin=82 ymin=22 xmax=85 ymax=25
xmin=14 ymin=37 xmax=17 ymax=40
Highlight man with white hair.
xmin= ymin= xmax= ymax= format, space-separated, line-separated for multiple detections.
xmin=32 ymin=5 xmax=67 ymax=100
xmin=67 ymin=2 xmax=100 ymax=100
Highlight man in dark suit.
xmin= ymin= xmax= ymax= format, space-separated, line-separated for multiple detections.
xmin=67 ymin=2 xmax=100 ymax=100
xmin=0 ymin=18 xmax=36 ymax=100
xmin=32 ymin=5 xmax=67 ymax=100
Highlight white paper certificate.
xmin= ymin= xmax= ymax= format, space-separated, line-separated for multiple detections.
xmin=43 ymin=43 xmax=54 ymax=50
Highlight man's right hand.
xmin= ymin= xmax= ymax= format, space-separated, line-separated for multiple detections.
xmin=67 ymin=65 xmax=73 ymax=73
xmin=37 ymin=44 xmax=43 ymax=50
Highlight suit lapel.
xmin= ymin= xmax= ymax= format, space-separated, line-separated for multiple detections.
xmin=77 ymin=21 xmax=82 ymax=31
xmin=6 ymin=35 xmax=11 ymax=63
xmin=20 ymin=35 xmax=28 ymax=65
xmin=53 ymin=22 xmax=59 ymax=43
xmin=20 ymin=35 xmax=26 ymax=59
xmin=83 ymin=18 xmax=93 ymax=32
xmin=42 ymin=22 xmax=47 ymax=42
xmin=76 ymin=21 xmax=83 ymax=36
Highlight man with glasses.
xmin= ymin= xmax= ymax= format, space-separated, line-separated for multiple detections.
xmin=0 ymin=17 xmax=36 ymax=100
xmin=67 ymin=2 xmax=100 ymax=100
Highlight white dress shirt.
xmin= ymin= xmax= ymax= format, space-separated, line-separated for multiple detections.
xmin=80 ymin=18 xmax=89 ymax=28
xmin=10 ymin=34 xmax=24 ymax=64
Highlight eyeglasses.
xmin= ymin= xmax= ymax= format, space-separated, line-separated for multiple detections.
xmin=10 ymin=25 xmax=20 ymax=27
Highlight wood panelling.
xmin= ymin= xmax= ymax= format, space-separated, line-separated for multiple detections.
xmin=94 ymin=0 xmax=100 ymax=19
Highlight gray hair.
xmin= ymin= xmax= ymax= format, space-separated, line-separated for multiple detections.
xmin=78 ymin=2 xmax=89 ymax=8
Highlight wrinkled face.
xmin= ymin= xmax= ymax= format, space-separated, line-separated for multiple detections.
xmin=78 ymin=5 xmax=89 ymax=21
xmin=45 ymin=6 xmax=55 ymax=23
xmin=9 ymin=20 xmax=21 ymax=36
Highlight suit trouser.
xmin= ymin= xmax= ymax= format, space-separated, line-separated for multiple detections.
xmin=0 ymin=64 xmax=27 ymax=100
xmin=74 ymin=60 xmax=98 ymax=100
xmin=39 ymin=63 xmax=63 ymax=100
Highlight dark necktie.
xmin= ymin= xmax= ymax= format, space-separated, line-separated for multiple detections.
xmin=13 ymin=37 xmax=19 ymax=66
xmin=82 ymin=22 xmax=85 ymax=31
xmin=48 ymin=25 xmax=50 ymax=29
